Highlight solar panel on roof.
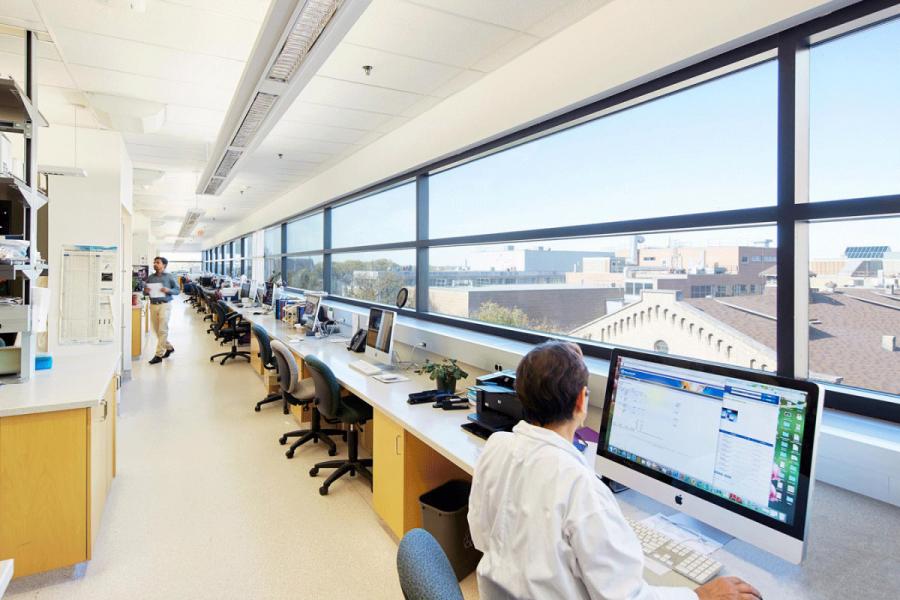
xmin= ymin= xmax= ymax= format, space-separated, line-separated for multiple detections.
xmin=843 ymin=246 xmax=890 ymax=259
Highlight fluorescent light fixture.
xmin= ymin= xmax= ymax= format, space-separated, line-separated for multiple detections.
xmin=267 ymin=0 xmax=341 ymax=83
xmin=231 ymin=92 xmax=278 ymax=147
xmin=39 ymin=165 xmax=87 ymax=177
xmin=178 ymin=208 xmax=205 ymax=239
xmin=196 ymin=0 xmax=370 ymax=197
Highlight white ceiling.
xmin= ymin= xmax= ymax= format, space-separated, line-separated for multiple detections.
xmin=1 ymin=0 xmax=611 ymax=250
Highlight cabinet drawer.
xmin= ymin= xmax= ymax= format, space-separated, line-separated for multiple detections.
xmin=0 ymin=305 xmax=30 ymax=332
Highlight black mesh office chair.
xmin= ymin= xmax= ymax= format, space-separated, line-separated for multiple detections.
xmin=209 ymin=300 xmax=251 ymax=365
xmin=269 ymin=341 xmax=346 ymax=459
xmin=304 ymin=354 xmax=373 ymax=495
xmin=252 ymin=324 xmax=287 ymax=413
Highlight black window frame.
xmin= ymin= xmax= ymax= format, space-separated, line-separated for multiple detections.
xmin=203 ymin=0 xmax=900 ymax=424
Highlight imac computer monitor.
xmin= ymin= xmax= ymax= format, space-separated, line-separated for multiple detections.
xmin=365 ymin=308 xmax=395 ymax=366
xmin=249 ymin=280 xmax=259 ymax=304
xmin=597 ymin=348 xmax=822 ymax=564
xmin=262 ymin=281 xmax=273 ymax=307
xmin=240 ymin=281 xmax=250 ymax=299
xmin=303 ymin=293 xmax=322 ymax=329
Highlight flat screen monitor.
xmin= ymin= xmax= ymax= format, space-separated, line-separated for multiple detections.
xmin=262 ymin=281 xmax=273 ymax=306
xmin=303 ymin=293 xmax=322 ymax=328
xmin=365 ymin=307 xmax=395 ymax=366
xmin=596 ymin=348 xmax=822 ymax=564
xmin=249 ymin=280 xmax=259 ymax=303
xmin=240 ymin=282 xmax=250 ymax=299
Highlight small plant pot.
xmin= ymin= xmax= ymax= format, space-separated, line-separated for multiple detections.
xmin=436 ymin=375 xmax=457 ymax=394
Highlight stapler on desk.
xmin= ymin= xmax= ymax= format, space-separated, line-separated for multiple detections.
xmin=433 ymin=396 xmax=469 ymax=410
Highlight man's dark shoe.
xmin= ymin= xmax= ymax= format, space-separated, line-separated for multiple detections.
xmin=164 ymin=348 xmax=174 ymax=358
xmin=149 ymin=356 xmax=163 ymax=364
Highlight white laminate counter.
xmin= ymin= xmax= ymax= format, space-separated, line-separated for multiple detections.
xmin=0 ymin=351 xmax=119 ymax=417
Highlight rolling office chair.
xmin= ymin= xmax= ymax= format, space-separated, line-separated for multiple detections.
xmin=269 ymin=341 xmax=345 ymax=459
xmin=304 ymin=354 xmax=373 ymax=495
xmin=251 ymin=324 xmax=287 ymax=413
xmin=397 ymin=529 xmax=464 ymax=600
xmin=209 ymin=300 xmax=251 ymax=365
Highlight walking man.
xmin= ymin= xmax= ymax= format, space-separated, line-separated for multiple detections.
xmin=145 ymin=256 xmax=179 ymax=364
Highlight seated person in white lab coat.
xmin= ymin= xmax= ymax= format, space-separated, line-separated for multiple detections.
xmin=468 ymin=341 xmax=762 ymax=600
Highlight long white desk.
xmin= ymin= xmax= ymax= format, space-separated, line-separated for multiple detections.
xmin=233 ymin=307 xmax=900 ymax=600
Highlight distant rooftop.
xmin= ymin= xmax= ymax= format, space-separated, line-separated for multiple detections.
xmin=687 ymin=288 xmax=900 ymax=395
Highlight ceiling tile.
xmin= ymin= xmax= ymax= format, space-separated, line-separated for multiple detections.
xmin=469 ymin=33 xmax=541 ymax=73
xmin=52 ymin=27 xmax=244 ymax=90
xmin=403 ymin=0 xmax=575 ymax=32
xmin=319 ymin=42 xmax=464 ymax=95
xmin=298 ymin=75 xmax=424 ymax=115
xmin=344 ymin=0 xmax=519 ymax=69
xmin=267 ymin=119 xmax=373 ymax=145
xmin=35 ymin=0 xmax=260 ymax=61
xmin=281 ymin=101 xmax=395 ymax=131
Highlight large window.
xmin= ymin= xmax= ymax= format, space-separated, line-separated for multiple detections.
xmin=286 ymin=255 xmax=324 ymax=291
xmin=332 ymin=183 xmax=415 ymax=248
xmin=206 ymin=6 xmax=900 ymax=422
xmin=429 ymin=227 xmax=777 ymax=372
xmin=331 ymin=250 xmax=415 ymax=307
xmin=809 ymin=17 xmax=900 ymax=202
xmin=286 ymin=212 xmax=323 ymax=253
xmin=429 ymin=60 xmax=777 ymax=239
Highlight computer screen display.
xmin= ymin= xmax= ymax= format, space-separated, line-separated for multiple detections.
xmin=600 ymin=351 xmax=818 ymax=534
xmin=240 ymin=282 xmax=250 ymax=299
xmin=366 ymin=308 xmax=395 ymax=354
xmin=249 ymin=280 xmax=259 ymax=302
xmin=262 ymin=282 xmax=273 ymax=306
xmin=303 ymin=294 xmax=321 ymax=325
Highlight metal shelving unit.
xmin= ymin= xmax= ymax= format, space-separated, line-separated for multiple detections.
xmin=1 ymin=31 xmax=48 ymax=381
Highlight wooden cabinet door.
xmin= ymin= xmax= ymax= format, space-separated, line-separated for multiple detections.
xmin=372 ymin=409 xmax=405 ymax=539
xmin=89 ymin=376 xmax=118 ymax=556
xmin=0 ymin=409 xmax=89 ymax=578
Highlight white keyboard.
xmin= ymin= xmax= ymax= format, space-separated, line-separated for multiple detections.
xmin=349 ymin=359 xmax=381 ymax=376
xmin=627 ymin=518 xmax=722 ymax=585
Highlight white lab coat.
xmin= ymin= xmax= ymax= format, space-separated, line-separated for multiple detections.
xmin=468 ymin=421 xmax=697 ymax=600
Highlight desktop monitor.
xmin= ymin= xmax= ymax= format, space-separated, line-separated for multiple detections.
xmin=249 ymin=280 xmax=259 ymax=303
xmin=262 ymin=281 xmax=273 ymax=306
xmin=596 ymin=348 xmax=822 ymax=564
xmin=365 ymin=307 xmax=395 ymax=366
xmin=240 ymin=281 xmax=250 ymax=299
xmin=302 ymin=293 xmax=325 ymax=328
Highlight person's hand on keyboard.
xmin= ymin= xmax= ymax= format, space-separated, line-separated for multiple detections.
xmin=696 ymin=576 xmax=762 ymax=600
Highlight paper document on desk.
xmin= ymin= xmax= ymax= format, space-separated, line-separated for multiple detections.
xmin=373 ymin=373 xmax=409 ymax=383
xmin=640 ymin=513 xmax=724 ymax=556
xmin=146 ymin=283 xmax=164 ymax=299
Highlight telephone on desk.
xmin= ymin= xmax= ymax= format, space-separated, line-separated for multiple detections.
xmin=347 ymin=328 xmax=366 ymax=353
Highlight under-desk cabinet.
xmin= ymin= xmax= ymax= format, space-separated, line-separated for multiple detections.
xmin=372 ymin=408 xmax=469 ymax=540
xmin=0 ymin=375 xmax=118 ymax=578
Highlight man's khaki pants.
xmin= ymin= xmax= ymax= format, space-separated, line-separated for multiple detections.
xmin=149 ymin=302 xmax=174 ymax=358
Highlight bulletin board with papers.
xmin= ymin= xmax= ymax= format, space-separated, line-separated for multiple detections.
xmin=59 ymin=245 xmax=118 ymax=344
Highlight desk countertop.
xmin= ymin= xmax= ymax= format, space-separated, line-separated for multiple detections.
xmin=239 ymin=308 xmax=900 ymax=599
xmin=0 ymin=351 xmax=119 ymax=417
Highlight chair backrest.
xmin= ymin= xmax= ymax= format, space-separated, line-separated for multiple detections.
xmin=270 ymin=340 xmax=300 ymax=395
xmin=251 ymin=324 xmax=275 ymax=369
xmin=302 ymin=354 xmax=342 ymax=420
xmin=397 ymin=529 xmax=464 ymax=600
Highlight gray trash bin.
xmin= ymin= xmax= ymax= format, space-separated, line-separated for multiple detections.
xmin=419 ymin=479 xmax=483 ymax=580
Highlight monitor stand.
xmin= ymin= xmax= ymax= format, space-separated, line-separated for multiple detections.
xmin=653 ymin=513 xmax=733 ymax=550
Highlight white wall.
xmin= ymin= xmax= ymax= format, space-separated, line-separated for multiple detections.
xmin=39 ymin=125 xmax=131 ymax=359
xmin=209 ymin=0 xmax=852 ymax=245
xmin=132 ymin=213 xmax=152 ymax=267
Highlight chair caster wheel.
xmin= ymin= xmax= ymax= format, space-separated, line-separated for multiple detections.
xmin=350 ymin=469 xmax=356 ymax=477
xmin=283 ymin=408 xmax=289 ymax=415
xmin=209 ymin=358 xmax=214 ymax=362
xmin=285 ymin=450 xmax=294 ymax=459
xmin=278 ymin=436 xmax=287 ymax=445
xmin=328 ymin=448 xmax=337 ymax=457
xmin=309 ymin=467 xmax=319 ymax=476
xmin=319 ymin=486 xmax=328 ymax=496
xmin=254 ymin=406 xmax=261 ymax=412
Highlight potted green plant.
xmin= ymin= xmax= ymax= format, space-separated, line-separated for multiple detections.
xmin=415 ymin=358 xmax=469 ymax=393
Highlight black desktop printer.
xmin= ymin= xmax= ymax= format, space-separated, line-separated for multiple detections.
xmin=463 ymin=370 xmax=524 ymax=440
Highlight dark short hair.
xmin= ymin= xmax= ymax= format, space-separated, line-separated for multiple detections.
xmin=154 ymin=256 xmax=168 ymax=266
xmin=515 ymin=341 xmax=589 ymax=426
